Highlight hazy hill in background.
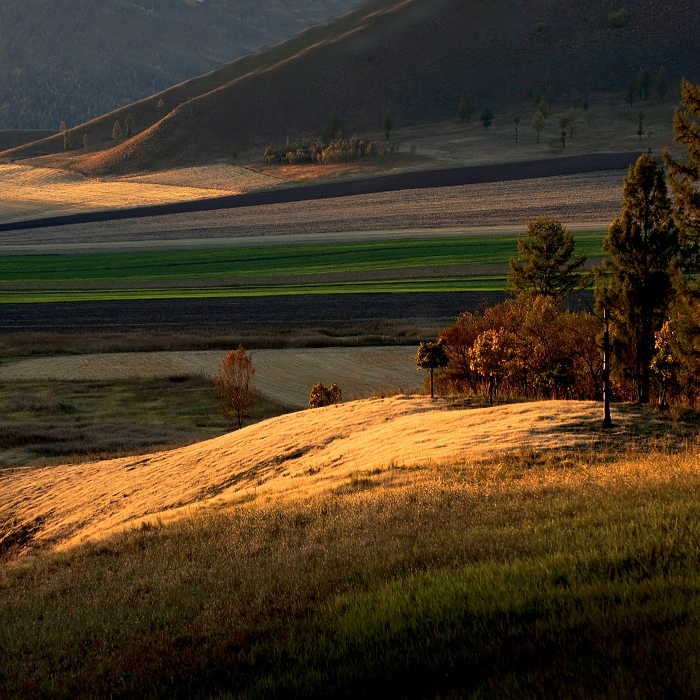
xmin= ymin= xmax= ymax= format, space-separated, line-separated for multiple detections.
xmin=4 ymin=0 xmax=700 ymax=174
xmin=0 ymin=0 xmax=364 ymax=130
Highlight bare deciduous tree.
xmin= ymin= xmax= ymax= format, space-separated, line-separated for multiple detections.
xmin=215 ymin=346 xmax=256 ymax=429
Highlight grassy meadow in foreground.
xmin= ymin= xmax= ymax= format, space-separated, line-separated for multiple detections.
xmin=0 ymin=232 xmax=604 ymax=302
xmin=2 ymin=438 xmax=700 ymax=698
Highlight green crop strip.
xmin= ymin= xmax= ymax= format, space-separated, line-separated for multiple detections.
xmin=0 ymin=232 xmax=604 ymax=301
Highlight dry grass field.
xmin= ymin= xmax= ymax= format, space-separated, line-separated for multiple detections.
xmin=0 ymin=347 xmax=420 ymax=407
xmin=0 ymin=170 xmax=621 ymax=251
xmin=0 ymin=398 xmax=623 ymax=551
xmin=0 ymin=163 xmax=279 ymax=225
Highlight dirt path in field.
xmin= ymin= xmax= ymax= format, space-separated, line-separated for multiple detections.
xmin=0 ymin=398 xmax=623 ymax=550
xmin=0 ymin=347 xmax=422 ymax=407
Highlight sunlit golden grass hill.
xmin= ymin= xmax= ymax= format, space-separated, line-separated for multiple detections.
xmin=2 ymin=397 xmax=630 ymax=552
xmin=3 ymin=0 xmax=700 ymax=174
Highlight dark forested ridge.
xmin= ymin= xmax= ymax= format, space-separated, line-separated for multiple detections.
xmin=0 ymin=0 xmax=364 ymax=130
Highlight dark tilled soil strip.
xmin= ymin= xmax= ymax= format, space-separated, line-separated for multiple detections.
xmin=0 ymin=293 xmax=511 ymax=333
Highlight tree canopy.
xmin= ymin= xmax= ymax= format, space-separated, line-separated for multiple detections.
xmin=596 ymin=154 xmax=680 ymax=403
xmin=508 ymin=217 xmax=587 ymax=299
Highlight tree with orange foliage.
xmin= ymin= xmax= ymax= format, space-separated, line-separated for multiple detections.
xmin=215 ymin=346 xmax=256 ymax=430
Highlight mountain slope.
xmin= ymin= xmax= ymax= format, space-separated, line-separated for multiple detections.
xmin=0 ymin=0 xmax=364 ymax=130
xmin=4 ymin=0 xmax=700 ymax=173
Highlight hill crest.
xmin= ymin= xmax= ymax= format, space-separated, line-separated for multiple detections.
xmin=1 ymin=397 xmax=617 ymax=551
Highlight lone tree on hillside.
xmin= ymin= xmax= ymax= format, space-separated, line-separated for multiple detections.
xmin=480 ymin=107 xmax=494 ymax=130
xmin=125 ymin=113 xmax=134 ymax=138
xmin=112 ymin=120 xmax=122 ymax=140
xmin=514 ymin=114 xmax=520 ymax=143
xmin=215 ymin=346 xmax=257 ymax=429
xmin=309 ymin=382 xmax=342 ymax=408
xmin=63 ymin=129 xmax=71 ymax=151
xmin=416 ymin=340 xmax=449 ymax=398
xmin=596 ymin=154 xmax=680 ymax=404
xmin=458 ymin=95 xmax=472 ymax=127
xmin=384 ymin=112 xmax=393 ymax=140
xmin=532 ymin=109 xmax=545 ymax=143
xmin=508 ymin=217 xmax=587 ymax=299
xmin=655 ymin=67 xmax=668 ymax=100
xmin=638 ymin=67 xmax=652 ymax=100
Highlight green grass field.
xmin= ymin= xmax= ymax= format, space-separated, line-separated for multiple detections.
xmin=0 ymin=232 xmax=604 ymax=302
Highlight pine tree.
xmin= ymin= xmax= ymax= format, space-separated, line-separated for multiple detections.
xmin=480 ymin=107 xmax=494 ymax=130
xmin=508 ymin=217 xmax=586 ymax=299
xmin=655 ymin=67 xmax=668 ymax=100
xmin=596 ymin=155 xmax=680 ymax=403
xmin=638 ymin=68 xmax=652 ymax=100
xmin=112 ymin=120 xmax=122 ymax=140
xmin=664 ymin=80 xmax=700 ymax=259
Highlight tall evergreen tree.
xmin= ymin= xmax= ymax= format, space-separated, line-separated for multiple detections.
xmin=665 ymin=80 xmax=700 ymax=261
xmin=596 ymin=155 xmax=680 ymax=403
xmin=508 ymin=217 xmax=586 ymax=299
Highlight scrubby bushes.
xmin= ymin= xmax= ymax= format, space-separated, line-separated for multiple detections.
xmin=436 ymin=295 xmax=602 ymax=403
xmin=309 ymin=382 xmax=342 ymax=408
xmin=434 ymin=291 xmax=700 ymax=406
xmin=264 ymin=136 xmax=385 ymax=165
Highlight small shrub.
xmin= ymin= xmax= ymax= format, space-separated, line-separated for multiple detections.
xmin=309 ymin=382 xmax=342 ymax=408
xmin=607 ymin=9 xmax=629 ymax=29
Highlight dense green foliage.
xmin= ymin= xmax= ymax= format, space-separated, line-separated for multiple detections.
xmin=508 ymin=216 xmax=587 ymax=298
xmin=0 ymin=0 xmax=363 ymax=129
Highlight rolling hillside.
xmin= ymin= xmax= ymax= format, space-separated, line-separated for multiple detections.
xmin=0 ymin=397 xmax=619 ymax=550
xmin=3 ymin=0 xmax=699 ymax=175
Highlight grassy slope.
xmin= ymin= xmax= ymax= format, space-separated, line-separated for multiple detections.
xmin=0 ymin=231 xmax=604 ymax=302
xmin=2 ymin=400 xmax=700 ymax=697
xmin=4 ymin=0 xmax=699 ymax=173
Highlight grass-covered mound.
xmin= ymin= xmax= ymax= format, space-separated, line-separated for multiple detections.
xmin=2 ymin=436 xmax=700 ymax=698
